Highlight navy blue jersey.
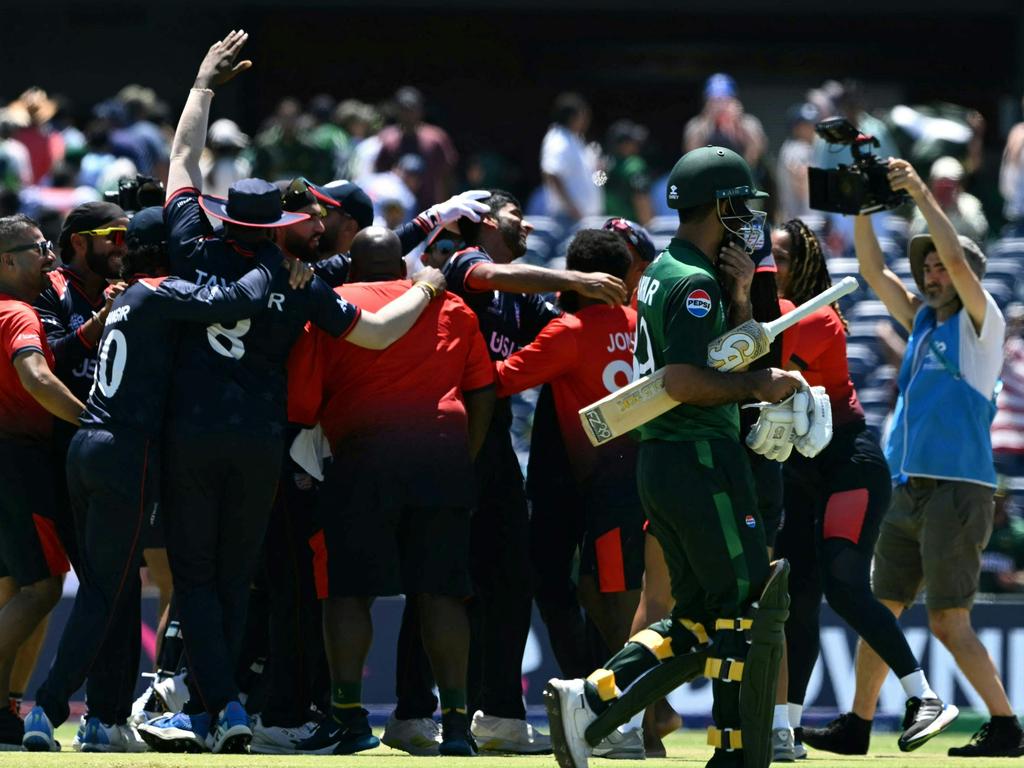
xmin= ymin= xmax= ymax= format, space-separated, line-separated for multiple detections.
xmin=33 ymin=267 xmax=107 ymax=401
xmin=443 ymin=247 xmax=559 ymax=362
xmin=312 ymin=219 xmax=428 ymax=288
xmin=79 ymin=247 xmax=281 ymax=438
xmin=164 ymin=188 xmax=361 ymax=438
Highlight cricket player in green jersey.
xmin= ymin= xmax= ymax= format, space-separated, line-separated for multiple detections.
xmin=545 ymin=147 xmax=805 ymax=768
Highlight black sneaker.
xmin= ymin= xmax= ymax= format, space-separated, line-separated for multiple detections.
xmin=948 ymin=717 xmax=1024 ymax=758
xmin=898 ymin=697 xmax=958 ymax=752
xmin=440 ymin=712 xmax=478 ymax=757
xmin=799 ymin=712 xmax=871 ymax=755
xmin=0 ymin=703 xmax=24 ymax=751
xmin=294 ymin=710 xmax=379 ymax=756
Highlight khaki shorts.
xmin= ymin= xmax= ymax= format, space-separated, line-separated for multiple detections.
xmin=872 ymin=479 xmax=994 ymax=610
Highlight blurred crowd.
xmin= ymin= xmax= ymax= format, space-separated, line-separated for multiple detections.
xmin=3 ymin=73 xmax=1024 ymax=596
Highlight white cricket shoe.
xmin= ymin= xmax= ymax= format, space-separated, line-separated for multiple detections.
xmin=382 ymin=713 xmax=442 ymax=756
xmin=471 ymin=710 xmax=552 ymax=753
xmin=593 ymin=726 xmax=645 ymax=759
xmin=250 ymin=714 xmax=318 ymax=754
xmin=543 ymin=679 xmax=595 ymax=768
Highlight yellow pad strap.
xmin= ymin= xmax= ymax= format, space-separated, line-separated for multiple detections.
xmin=704 ymin=657 xmax=745 ymax=682
xmin=630 ymin=629 xmax=674 ymax=660
xmin=707 ymin=726 xmax=743 ymax=750
xmin=715 ymin=618 xmax=753 ymax=631
xmin=586 ymin=668 xmax=618 ymax=702
xmin=679 ymin=618 xmax=709 ymax=645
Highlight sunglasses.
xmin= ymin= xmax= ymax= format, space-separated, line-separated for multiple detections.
xmin=430 ymin=238 xmax=457 ymax=255
xmin=285 ymin=178 xmax=331 ymax=219
xmin=6 ymin=240 xmax=54 ymax=257
xmin=604 ymin=218 xmax=641 ymax=248
xmin=78 ymin=227 xmax=127 ymax=246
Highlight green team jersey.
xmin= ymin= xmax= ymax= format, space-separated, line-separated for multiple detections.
xmin=634 ymin=238 xmax=739 ymax=442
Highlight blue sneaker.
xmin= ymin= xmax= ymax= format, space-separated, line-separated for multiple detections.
xmin=22 ymin=706 xmax=59 ymax=752
xmin=208 ymin=701 xmax=251 ymax=754
xmin=296 ymin=709 xmax=379 ymax=755
xmin=76 ymin=717 xmax=134 ymax=753
xmin=440 ymin=712 xmax=479 ymax=757
xmin=137 ymin=711 xmax=209 ymax=753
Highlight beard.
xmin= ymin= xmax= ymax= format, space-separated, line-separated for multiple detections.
xmin=284 ymin=230 xmax=320 ymax=262
xmin=85 ymin=239 xmax=121 ymax=279
xmin=499 ymin=218 xmax=527 ymax=260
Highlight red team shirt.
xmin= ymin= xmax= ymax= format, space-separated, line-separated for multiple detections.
xmin=288 ymin=281 xmax=494 ymax=454
xmin=495 ymin=304 xmax=637 ymax=481
xmin=782 ymin=304 xmax=864 ymax=426
xmin=0 ymin=294 xmax=56 ymax=440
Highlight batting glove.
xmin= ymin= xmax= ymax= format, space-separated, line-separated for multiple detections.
xmin=415 ymin=189 xmax=491 ymax=231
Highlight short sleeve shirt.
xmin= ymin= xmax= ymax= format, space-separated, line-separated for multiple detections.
xmin=0 ymin=296 xmax=54 ymax=440
xmin=633 ymin=239 xmax=738 ymax=442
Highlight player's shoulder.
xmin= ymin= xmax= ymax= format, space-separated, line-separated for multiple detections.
xmin=35 ymin=269 xmax=68 ymax=304
xmin=0 ymin=295 xmax=37 ymax=325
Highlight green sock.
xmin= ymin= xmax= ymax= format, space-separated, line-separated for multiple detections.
xmin=331 ymin=681 xmax=363 ymax=722
xmin=439 ymin=688 xmax=467 ymax=715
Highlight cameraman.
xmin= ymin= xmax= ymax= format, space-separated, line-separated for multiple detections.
xmin=803 ymin=158 xmax=1022 ymax=758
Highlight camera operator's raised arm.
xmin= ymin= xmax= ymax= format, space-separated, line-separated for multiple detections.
xmin=167 ymin=31 xmax=252 ymax=197
xmin=853 ymin=214 xmax=920 ymax=332
xmin=887 ymin=158 xmax=988 ymax=334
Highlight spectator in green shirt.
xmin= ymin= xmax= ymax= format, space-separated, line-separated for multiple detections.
xmin=603 ymin=120 xmax=652 ymax=225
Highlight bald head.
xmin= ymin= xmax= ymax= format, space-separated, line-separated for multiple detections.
xmin=349 ymin=226 xmax=405 ymax=282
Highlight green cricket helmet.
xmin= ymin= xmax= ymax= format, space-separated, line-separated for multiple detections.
xmin=666 ymin=145 xmax=768 ymax=252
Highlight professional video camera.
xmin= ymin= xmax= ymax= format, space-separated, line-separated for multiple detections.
xmin=104 ymin=174 xmax=166 ymax=213
xmin=807 ymin=118 xmax=908 ymax=215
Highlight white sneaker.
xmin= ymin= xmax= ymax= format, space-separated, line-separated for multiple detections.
xmin=543 ymin=679 xmax=595 ymax=768
xmin=593 ymin=726 xmax=645 ymax=759
xmin=130 ymin=677 xmax=161 ymax=725
xmin=118 ymin=723 xmax=150 ymax=753
xmin=772 ymin=727 xmax=796 ymax=762
xmin=382 ymin=713 xmax=442 ymax=756
xmin=471 ymin=710 xmax=552 ymax=754
xmin=250 ymin=714 xmax=318 ymax=754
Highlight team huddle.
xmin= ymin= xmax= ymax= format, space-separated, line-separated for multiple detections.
xmin=0 ymin=30 xmax=1020 ymax=768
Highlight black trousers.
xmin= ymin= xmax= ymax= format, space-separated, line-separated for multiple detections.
xmin=466 ymin=415 xmax=534 ymax=720
xmin=258 ymin=453 xmax=330 ymax=725
xmin=162 ymin=428 xmax=282 ymax=716
xmin=36 ymin=427 xmax=154 ymax=726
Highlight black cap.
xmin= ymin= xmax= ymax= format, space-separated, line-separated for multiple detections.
xmin=126 ymin=206 xmax=166 ymax=249
xmin=321 ymin=181 xmax=374 ymax=230
xmin=280 ymin=178 xmax=341 ymax=213
xmin=59 ymin=201 xmax=126 ymax=254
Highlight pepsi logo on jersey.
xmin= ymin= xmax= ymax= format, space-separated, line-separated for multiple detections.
xmin=685 ymin=289 xmax=712 ymax=318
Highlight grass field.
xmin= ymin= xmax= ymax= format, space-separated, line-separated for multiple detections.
xmin=0 ymin=724 xmax=1012 ymax=768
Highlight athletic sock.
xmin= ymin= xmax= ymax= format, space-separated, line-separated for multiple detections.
xmin=331 ymin=682 xmax=363 ymax=723
xmin=788 ymin=702 xmax=803 ymax=729
xmin=9 ymin=693 xmax=22 ymax=716
xmin=439 ymin=688 xmax=467 ymax=716
xmin=773 ymin=704 xmax=791 ymax=730
xmin=899 ymin=669 xmax=937 ymax=701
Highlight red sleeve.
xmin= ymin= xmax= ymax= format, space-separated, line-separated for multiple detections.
xmin=789 ymin=309 xmax=840 ymax=371
xmin=494 ymin=315 xmax=578 ymax=397
xmin=286 ymin=323 xmax=324 ymax=426
xmin=0 ymin=305 xmax=46 ymax=361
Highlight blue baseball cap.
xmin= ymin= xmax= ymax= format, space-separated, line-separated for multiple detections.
xmin=126 ymin=206 xmax=166 ymax=248
xmin=704 ymin=73 xmax=737 ymax=100
xmin=603 ymin=218 xmax=656 ymax=262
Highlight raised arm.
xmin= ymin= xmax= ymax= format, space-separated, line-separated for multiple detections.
xmin=167 ymin=31 xmax=252 ymax=195
xmin=467 ymin=261 xmax=627 ymax=306
xmin=14 ymin=351 xmax=85 ymax=425
xmin=853 ymin=214 xmax=919 ymax=332
xmin=888 ymin=158 xmax=988 ymax=333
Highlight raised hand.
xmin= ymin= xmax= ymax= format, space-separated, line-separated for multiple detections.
xmin=194 ymin=30 xmax=252 ymax=90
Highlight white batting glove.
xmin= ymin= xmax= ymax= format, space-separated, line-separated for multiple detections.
xmin=416 ymin=189 xmax=491 ymax=230
xmin=794 ymin=385 xmax=833 ymax=458
xmin=745 ymin=395 xmax=798 ymax=462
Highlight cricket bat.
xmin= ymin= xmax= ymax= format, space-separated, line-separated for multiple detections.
xmin=579 ymin=276 xmax=859 ymax=446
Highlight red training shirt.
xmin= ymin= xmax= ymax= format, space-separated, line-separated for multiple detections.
xmin=0 ymin=294 xmax=55 ymax=440
xmin=288 ymin=280 xmax=494 ymax=452
xmin=782 ymin=304 xmax=864 ymax=426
